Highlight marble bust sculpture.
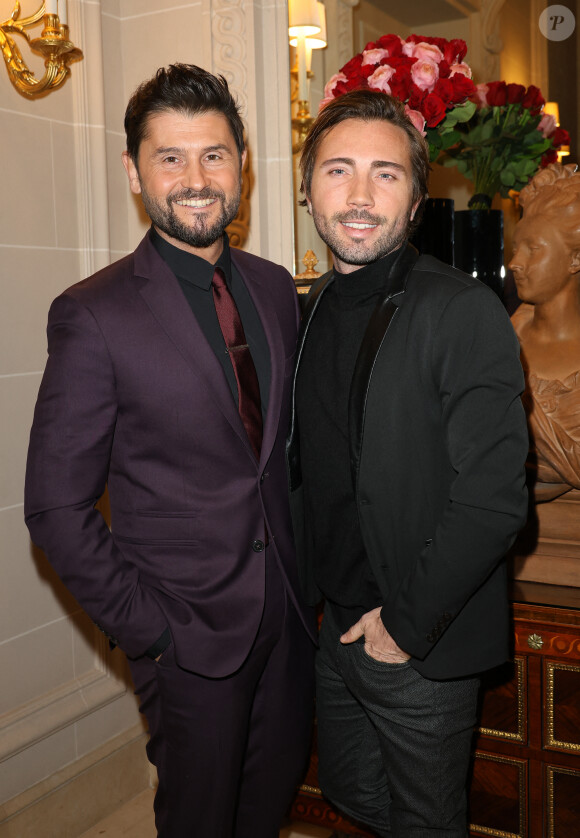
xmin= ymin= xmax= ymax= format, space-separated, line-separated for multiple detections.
xmin=509 ymin=163 xmax=580 ymax=501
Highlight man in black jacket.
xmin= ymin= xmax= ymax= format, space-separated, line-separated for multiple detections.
xmin=286 ymin=91 xmax=529 ymax=836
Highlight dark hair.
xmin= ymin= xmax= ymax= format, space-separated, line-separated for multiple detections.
xmin=124 ymin=64 xmax=245 ymax=164
xmin=299 ymin=90 xmax=430 ymax=229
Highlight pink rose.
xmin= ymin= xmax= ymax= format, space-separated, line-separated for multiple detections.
xmin=403 ymin=41 xmax=443 ymax=64
xmin=361 ymin=48 xmax=390 ymax=67
xmin=323 ymin=72 xmax=347 ymax=100
xmin=449 ymin=62 xmax=472 ymax=79
xmin=410 ymin=59 xmax=439 ymax=92
xmin=404 ymin=105 xmax=427 ymax=136
xmin=367 ymin=65 xmax=395 ymax=93
xmin=538 ymin=113 xmax=557 ymax=137
xmin=473 ymin=83 xmax=489 ymax=106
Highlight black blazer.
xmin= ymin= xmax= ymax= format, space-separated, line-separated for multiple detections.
xmin=287 ymin=244 xmax=529 ymax=679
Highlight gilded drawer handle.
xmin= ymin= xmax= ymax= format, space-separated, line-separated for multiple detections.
xmin=527 ymin=633 xmax=544 ymax=650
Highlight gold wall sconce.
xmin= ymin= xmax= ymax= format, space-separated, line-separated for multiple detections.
xmin=1 ymin=1 xmax=83 ymax=98
xmin=289 ymin=0 xmax=327 ymax=152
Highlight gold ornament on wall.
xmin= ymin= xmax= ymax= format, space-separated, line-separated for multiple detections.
xmin=1 ymin=1 xmax=83 ymax=98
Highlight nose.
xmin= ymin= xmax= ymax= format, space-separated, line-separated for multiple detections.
xmin=508 ymin=246 xmax=522 ymax=274
xmin=347 ymin=172 xmax=374 ymax=209
xmin=181 ymin=159 xmax=210 ymax=191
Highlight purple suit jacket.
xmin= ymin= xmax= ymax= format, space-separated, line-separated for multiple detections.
xmin=25 ymin=232 xmax=315 ymax=676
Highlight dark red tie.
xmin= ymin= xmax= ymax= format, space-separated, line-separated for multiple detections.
xmin=212 ymin=268 xmax=262 ymax=459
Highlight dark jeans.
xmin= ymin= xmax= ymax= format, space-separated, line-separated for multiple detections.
xmin=316 ymin=606 xmax=479 ymax=837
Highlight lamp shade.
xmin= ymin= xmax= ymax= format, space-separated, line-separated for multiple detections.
xmin=288 ymin=0 xmax=322 ymax=39
xmin=544 ymin=101 xmax=560 ymax=125
xmin=290 ymin=0 xmax=326 ymax=47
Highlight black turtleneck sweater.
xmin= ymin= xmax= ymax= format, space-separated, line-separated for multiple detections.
xmin=295 ymin=248 xmax=400 ymax=631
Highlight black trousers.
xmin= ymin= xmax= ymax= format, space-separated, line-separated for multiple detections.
xmin=128 ymin=554 xmax=315 ymax=838
xmin=316 ymin=605 xmax=479 ymax=837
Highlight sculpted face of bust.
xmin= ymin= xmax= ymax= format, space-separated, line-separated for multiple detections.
xmin=510 ymin=215 xmax=576 ymax=305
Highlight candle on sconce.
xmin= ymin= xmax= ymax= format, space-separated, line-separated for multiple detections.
xmin=58 ymin=0 xmax=68 ymax=26
xmin=45 ymin=0 xmax=58 ymax=14
xmin=297 ymin=34 xmax=308 ymax=102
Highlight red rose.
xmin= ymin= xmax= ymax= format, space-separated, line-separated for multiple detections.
xmin=377 ymin=34 xmax=403 ymax=56
xmin=443 ymin=38 xmax=467 ymax=64
xmin=364 ymin=41 xmax=376 ymax=51
xmin=485 ymin=81 xmax=508 ymax=106
xmin=522 ymin=85 xmax=545 ymax=114
xmin=506 ymin=83 xmax=525 ymax=104
xmin=541 ymin=148 xmax=558 ymax=167
xmin=438 ymin=59 xmax=450 ymax=78
xmin=389 ymin=66 xmax=412 ymax=100
xmin=434 ymin=78 xmax=454 ymax=106
xmin=421 ymin=93 xmax=447 ymax=127
xmin=341 ymin=54 xmax=364 ymax=76
xmin=450 ymin=73 xmax=476 ymax=101
xmin=343 ymin=73 xmax=370 ymax=93
xmin=407 ymin=82 xmax=426 ymax=109
xmin=551 ymin=126 xmax=570 ymax=147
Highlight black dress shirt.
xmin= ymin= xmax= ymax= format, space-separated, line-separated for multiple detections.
xmin=151 ymin=228 xmax=270 ymax=418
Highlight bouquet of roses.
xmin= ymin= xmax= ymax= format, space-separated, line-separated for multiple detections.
xmin=320 ymin=33 xmax=478 ymax=162
xmin=438 ymin=80 xmax=571 ymax=208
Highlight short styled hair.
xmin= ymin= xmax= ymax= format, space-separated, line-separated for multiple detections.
xmin=519 ymin=162 xmax=580 ymax=251
xmin=124 ymin=63 xmax=245 ymax=165
xmin=299 ymin=90 xmax=430 ymax=230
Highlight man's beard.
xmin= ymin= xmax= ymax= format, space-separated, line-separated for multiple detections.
xmin=140 ymin=181 xmax=242 ymax=249
xmin=311 ymin=208 xmax=412 ymax=267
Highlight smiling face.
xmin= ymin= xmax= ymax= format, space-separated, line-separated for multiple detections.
xmin=509 ymin=214 xmax=580 ymax=305
xmin=306 ymin=118 xmax=419 ymax=273
xmin=122 ymin=109 xmax=245 ymax=261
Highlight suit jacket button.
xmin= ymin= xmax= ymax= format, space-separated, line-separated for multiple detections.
xmin=252 ymin=539 xmax=265 ymax=552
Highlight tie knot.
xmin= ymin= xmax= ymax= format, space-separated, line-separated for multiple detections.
xmin=212 ymin=267 xmax=227 ymax=289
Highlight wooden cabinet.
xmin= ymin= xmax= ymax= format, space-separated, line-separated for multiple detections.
xmin=290 ymin=583 xmax=580 ymax=838
xmin=471 ymin=582 xmax=580 ymax=838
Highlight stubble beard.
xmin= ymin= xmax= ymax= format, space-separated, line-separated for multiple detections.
xmin=311 ymin=207 xmax=412 ymax=267
xmin=141 ymin=180 xmax=242 ymax=249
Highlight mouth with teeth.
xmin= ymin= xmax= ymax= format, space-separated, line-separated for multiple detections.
xmin=174 ymin=196 xmax=218 ymax=209
xmin=342 ymin=221 xmax=377 ymax=230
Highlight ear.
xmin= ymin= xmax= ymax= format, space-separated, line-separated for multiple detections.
xmin=409 ymin=197 xmax=422 ymax=222
xmin=122 ymin=151 xmax=142 ymax=195
xmin=305 ymin=195 xmax=313 ymax=215
xmin=570 ymin=249 xmax=580 ymax=274
xmin=241 ymin=148 xmax=247 ymax=170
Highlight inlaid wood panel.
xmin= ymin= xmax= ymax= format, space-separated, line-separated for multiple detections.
xmin=545 ymin=661 xmax=580 ymax=752
xmin=469 ymin=752 xmax=527 ymax=838
xmin=546 ymin=765 xmax=580 ymax=838
xmin=478 ymin=658 xmax=527 ymax=744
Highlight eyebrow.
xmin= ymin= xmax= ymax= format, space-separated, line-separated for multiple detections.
xmin=320 ymin=157 xmax=407 ymax=172
xmin=152 ymin=143 xmax=233 ymax=156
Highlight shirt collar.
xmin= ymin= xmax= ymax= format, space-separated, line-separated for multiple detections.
xmin=150 ymin=227 xmax=232 ymax=290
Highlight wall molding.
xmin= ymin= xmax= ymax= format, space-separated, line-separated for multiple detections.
xmin=0 ymin=662 xmax=126 ymax=763
xmin=0 ymin=725 xmax=149 ymax=838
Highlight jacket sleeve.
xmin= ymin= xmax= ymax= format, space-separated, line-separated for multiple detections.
xmin=24 ymin=293 xmax=168 ymax=658
xmin=384 ymin=284 xmax=529 ymax=660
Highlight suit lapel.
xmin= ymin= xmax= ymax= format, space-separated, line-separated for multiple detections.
xmin=134 ymin=234 xmax=253 ymax=456
xmin=348 ymin=243 xmax=419 ymax=489
xmin=231 ymin=250 xmax=285 ymax=470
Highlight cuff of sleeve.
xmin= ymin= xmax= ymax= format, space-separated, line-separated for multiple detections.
xmin=144 ymin=627 xmax=171 ymax=660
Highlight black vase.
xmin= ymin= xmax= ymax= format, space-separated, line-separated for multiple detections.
xmin=411 ymin=198 xmax=454 ymax=267
xmin=454 ymin=209 xmax=504 ymax=297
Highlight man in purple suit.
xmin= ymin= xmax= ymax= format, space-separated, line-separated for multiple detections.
xmin=25 ymin=64 xmax=315 ymax=838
